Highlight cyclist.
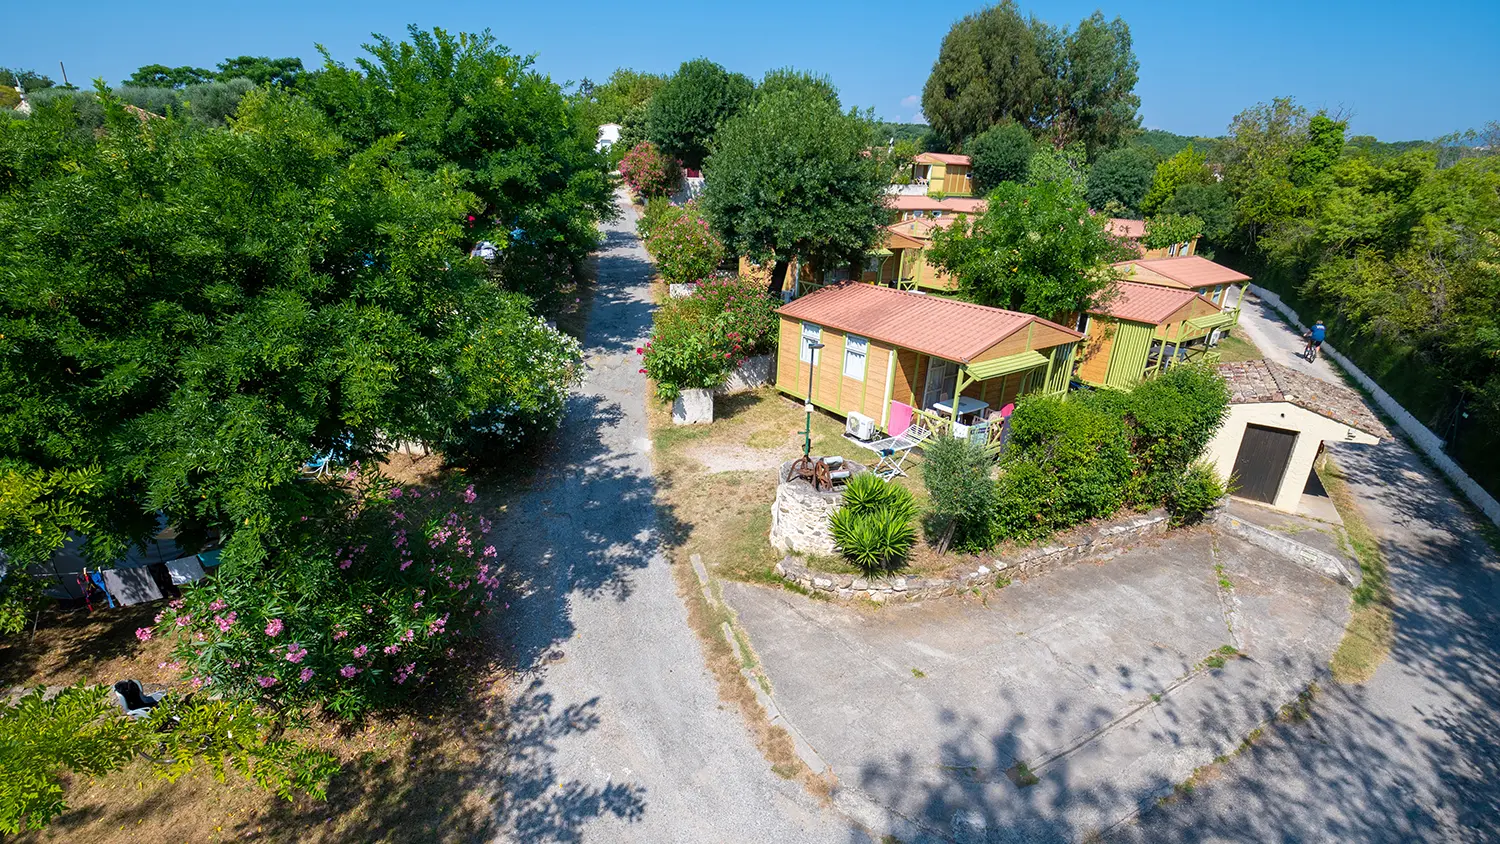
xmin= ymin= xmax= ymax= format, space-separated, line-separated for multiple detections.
xmin=1302 ymin=320 xmax=1327 ymax=361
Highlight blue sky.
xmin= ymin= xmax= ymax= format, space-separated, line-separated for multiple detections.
xmin=5 ymin=0 xmax=1496 ymax=140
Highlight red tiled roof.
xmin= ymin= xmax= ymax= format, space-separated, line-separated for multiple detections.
xmin=885 ymin=217 xmax=957 ymax=242
xmin=1113 ymin=255 xmax=1252 ymax=289
xmin=914 ymin=152 xmax=971 ymax=166
xmin=886 ymin=195 xmax=988 ymax=213
xmin=1218 ymin=360 xmax=1390 ymax=439
xmin=777 ymin=282 xmax=1080 ymax=363
xmin=1089 ymin=281 xmax=1215 ymax=325
xmin=1106 ymin=217 xmax=1145 ymax=239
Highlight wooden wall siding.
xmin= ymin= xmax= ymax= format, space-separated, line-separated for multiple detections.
xmin=775 ymin=317 xmax=809 ymax=397
xmin=942 ymin=166 xmax=972 ymax=195
xmin=1076 ymin=319 xmax=1118 ymax=385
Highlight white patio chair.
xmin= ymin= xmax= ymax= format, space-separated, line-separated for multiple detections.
xmin=869 ymin=424 xmax=933 ymax=480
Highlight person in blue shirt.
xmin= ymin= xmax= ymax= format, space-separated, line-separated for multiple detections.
xmin=1303 ymin=320 xmax=1327 ymax=361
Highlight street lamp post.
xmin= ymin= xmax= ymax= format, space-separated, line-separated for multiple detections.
xmin=802 ymin=341 xmax=825 ymax=458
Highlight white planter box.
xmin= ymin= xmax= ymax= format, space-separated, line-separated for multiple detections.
xmin=672 ymin=388 xmax=714 ymax=425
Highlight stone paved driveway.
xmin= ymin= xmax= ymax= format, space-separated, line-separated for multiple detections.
xmin=724 ymin=528 xmax=1349 ymax=842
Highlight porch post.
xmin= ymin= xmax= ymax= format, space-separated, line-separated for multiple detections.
xmin=952 ymin=369 xmax=972 ymax=423
xmin=881 ymin=348 xmax=896 ymax=428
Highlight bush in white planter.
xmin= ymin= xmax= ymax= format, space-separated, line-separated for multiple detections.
xmin=640 ymin=275 xmax=778 ymax=425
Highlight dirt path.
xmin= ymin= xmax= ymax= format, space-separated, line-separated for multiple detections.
xmin=485 ymin=192 xmax=857 ymax=843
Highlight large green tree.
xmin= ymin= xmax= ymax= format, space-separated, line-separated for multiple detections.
xmin=928 ymin=180 xmax=1127 ymax=314
xmin=1140 ymin=144 xmax=1214 ymax=215
xmin=123 ymin=64 xmax=215 ymax=88
xmin=1219 ymin=98 xmax=1346 ymax=242
xmin=571 ymin=67 xmax=667 ymax=129
xmin=922 ymin=2 xmax=1139 ymax=154
xmin=1086 ymin=145 xmax=1157 ymax=216
xmin=646 ymin=58 xmax=752 ymax=170
xmin=0 ymin=88 xmax=580 ymax=572
xmin=967 ymin=121 xmax=1033 ymax=193
xmin=701 ymin=88 xmax=889 ymax=292
xmin=215 ymin=55 xmax=304 ymax=87
xmin=305 ymin=26 xmax=612 ymax=301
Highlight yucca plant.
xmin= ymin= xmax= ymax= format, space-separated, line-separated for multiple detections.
xmin=830 ymin=475 xmax=919 ymax=574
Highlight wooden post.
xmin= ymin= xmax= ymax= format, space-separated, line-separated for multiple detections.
xmin=881 ymin=348 xmax=896 ymax=428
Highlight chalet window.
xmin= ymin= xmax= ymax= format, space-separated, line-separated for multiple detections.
xmin=800 ymin=323 xmax=822 ymax=364
xmin=843 ymin=335 xmax=869 ymax=380
xmin=864 ymin=255 xmax=882 ymax=273
xmin=1168 ymin=244 xmax=1178 ymax=257
xmin=1075 ymin=313 xmax=1091 ymax=334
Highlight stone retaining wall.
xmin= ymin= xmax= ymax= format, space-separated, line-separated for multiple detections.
xmin=775 ymin=510 xmax=1170 ymax=602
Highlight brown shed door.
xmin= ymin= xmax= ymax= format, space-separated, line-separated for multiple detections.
xmin=1232 ymin=424 xmax=1298 ymax=504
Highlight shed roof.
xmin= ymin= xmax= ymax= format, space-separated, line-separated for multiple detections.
xmin=1113 ymin=255 xmax=1252 ymax=289
xmin=885 ymin=217 xmax=957 ymax=243
xmin=1106 ymin=217 xmax=1146 ymax=239
xmin=1089 ymin=281 xmax=1218 ymax=325
xmin=887 ymin=195 xmax=988 ymax=213
xmin=914 ymin=152 xmax=971 ymax=166
xmin=1218 ymin=359 xmax=1390 ymax=439
xmin=778 ymin=282 xmax=1080 ymax=363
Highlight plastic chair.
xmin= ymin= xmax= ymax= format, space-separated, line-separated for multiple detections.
xmin=113 ymin=680 xmax=163 ymax=719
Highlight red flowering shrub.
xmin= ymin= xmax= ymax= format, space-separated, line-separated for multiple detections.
xmin=645 ymin=202 xmax=726 ymax=285
xmin=152 ymin=472 xmax=500 ymax=717
xmin=640 ymin=274 xmax=778 ymax=399
xmin=619 ymin=141 xmax=682 ymax=199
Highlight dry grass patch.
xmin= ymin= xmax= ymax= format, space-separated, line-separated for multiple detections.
xmin=1320 ymin=459 xmax=1395 ymax=684
xmin=649 ymin=387 xmax=940 ymax=583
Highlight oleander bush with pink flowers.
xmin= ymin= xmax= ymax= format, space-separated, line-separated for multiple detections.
xmin=640 ymin=273 xmax=778 ymax=400
xmin=643 ymin=201 xmax=726 ymax=286
xmin=618 ymin=141 xmax=682 ymax=199
xmin=151 ymin=472 xmax=501 ymax=718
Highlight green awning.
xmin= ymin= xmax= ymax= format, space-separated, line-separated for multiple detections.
xmin=963 ymin=350 xmax=1047 ymax=380
xmin=1187 ymin=311 xmax=1238 ymax=330
xmin=868 ymin=248 xmax=893 ymax=257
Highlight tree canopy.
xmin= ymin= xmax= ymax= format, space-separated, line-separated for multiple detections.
xmin=0 ymin=87 xmax=581 ymax=572
xmin=1086 ymin=145 xmax=1157 ymax=217
xmin=646 ymin=58 xmax=752 ymax=170
xmin=928 ymin=180 xmax=1127 ymax=314
xmin=571 ymin=67 xmax=667 ymax=129
xmin=921 ymin=1 xmax=1139 ymax=154
xmin=215 ymin=56 xmax=305 ymax=87
xmin=701 ymin=88 xmax=889 ymax=291
xmin=967 ymin=121 xmax=1033 ymax=193
xmin=304 ymin=26 xmax=612 ymax=301
xmin=123 ymin=64 xmax=216 ymax=88
xmin=1141 ymin=144 xmax=1214 ymax=216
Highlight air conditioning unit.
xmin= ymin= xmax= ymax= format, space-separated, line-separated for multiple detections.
xmin=845 ymin=412 xmax=876 ymax=442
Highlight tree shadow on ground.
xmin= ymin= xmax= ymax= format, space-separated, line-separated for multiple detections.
xmin=479 ymin=202 xmax=677 ymax=841
xmin=1103 ymin=437 xmax=1500 ymax=843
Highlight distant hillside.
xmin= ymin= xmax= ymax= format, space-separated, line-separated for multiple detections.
xmin=1131 ymin=129 xmax=1225 ymax=159
xmin=873 ymin=122 xmax=929 ymax=144
xmin=1134 ymin=127 xmax=1433 ymax=161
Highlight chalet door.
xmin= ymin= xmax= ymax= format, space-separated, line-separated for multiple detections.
xmin=923 ymin=357 xmax=958 ymax=410
xmin=1231 ymin=424 xmax=1298 ymax=504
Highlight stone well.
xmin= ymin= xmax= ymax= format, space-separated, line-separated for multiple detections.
xmin=768 ymin=458 xmax=866 ymax=557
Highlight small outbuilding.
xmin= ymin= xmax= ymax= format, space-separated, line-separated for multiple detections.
xmin=1207 ymin=360 xmax=1391 ymax=514
xmin=1076 ymin=280 xmax=1230 ymax=389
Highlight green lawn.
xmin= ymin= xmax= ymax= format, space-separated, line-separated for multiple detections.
xmin=1215 ymin=331 xmax=1264 ymax=362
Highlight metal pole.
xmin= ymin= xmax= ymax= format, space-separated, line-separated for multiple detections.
xmin=59 ymin=62 xmax=69 ymax=87
xmin=802 ymin=341 xmax=824 ymax=457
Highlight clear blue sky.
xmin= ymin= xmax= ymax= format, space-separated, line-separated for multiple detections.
xmin=5 ymin=0 xmax=1496 ymax=140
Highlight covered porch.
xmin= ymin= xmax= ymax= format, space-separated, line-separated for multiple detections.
xmin=894 ymin=347 xmax=1075 ymax=455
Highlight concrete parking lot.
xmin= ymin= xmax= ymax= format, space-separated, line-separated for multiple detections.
xmin=724 ymin=528 xmax=1350 ymax=843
